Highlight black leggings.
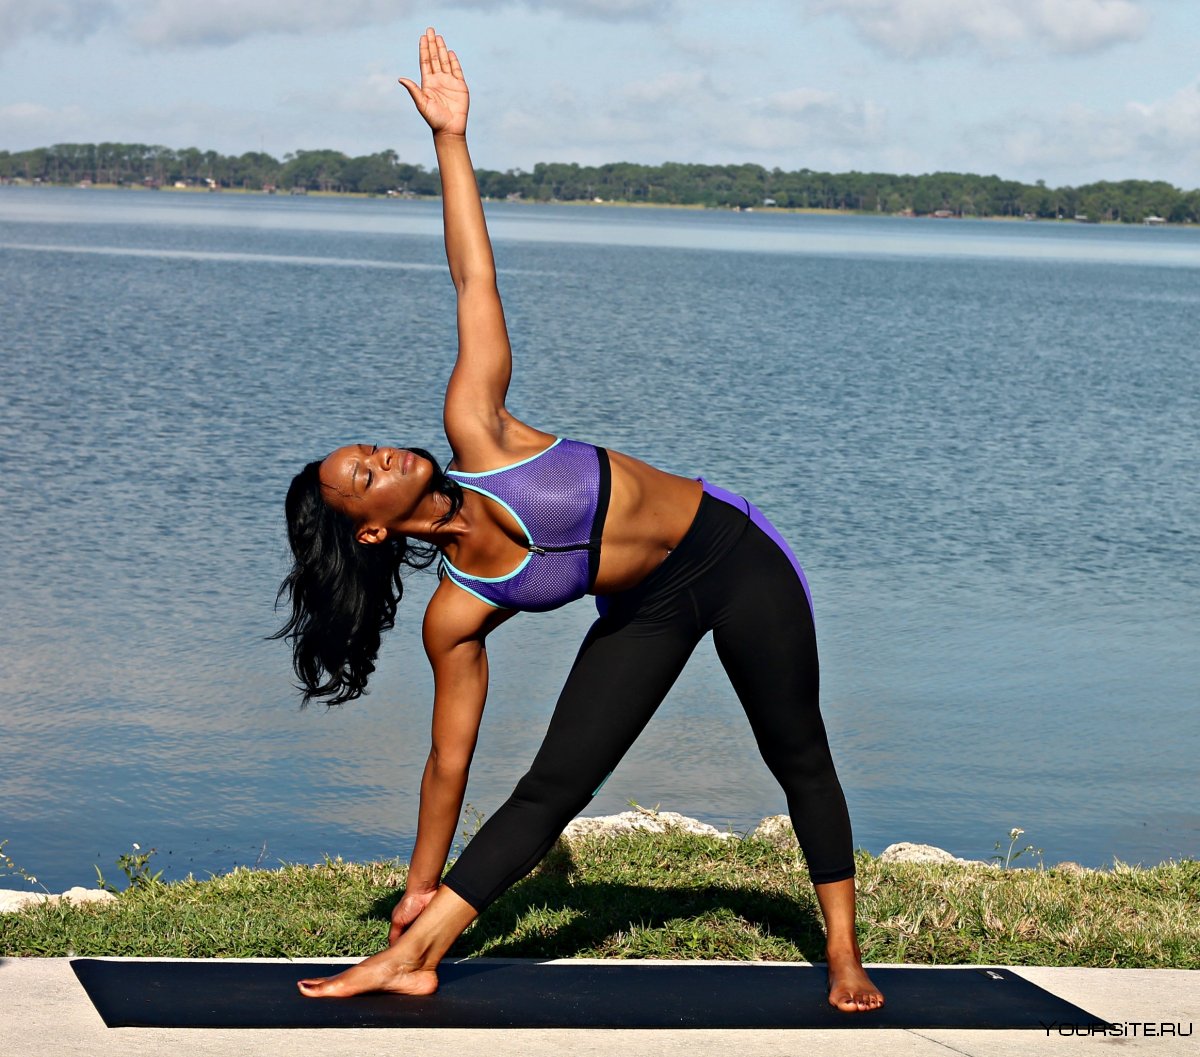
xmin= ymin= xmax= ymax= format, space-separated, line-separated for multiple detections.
xmin=442 ymin=491 xmax=855 ymax=911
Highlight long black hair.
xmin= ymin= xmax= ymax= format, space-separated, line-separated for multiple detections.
xmin=273 ymin=448 xmax=462 ymax=706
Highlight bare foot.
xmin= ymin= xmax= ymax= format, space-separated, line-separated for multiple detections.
xmin=826 ymin=944 xmax=884 ymax=1013
xmin=297 ymin=946 xmax=438 ymax=999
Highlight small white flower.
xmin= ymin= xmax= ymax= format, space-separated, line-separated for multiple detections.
xmin=132 ymin=843 xmax=141 ymax=851
xmin=1009 ymin=828 xmax=1024 ymax=840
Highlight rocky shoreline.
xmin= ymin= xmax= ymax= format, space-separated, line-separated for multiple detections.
xmin=2 ymin=807 xmax=1098 ymax=914
xmin=560 ymin=806 xmax=1009 ymax=866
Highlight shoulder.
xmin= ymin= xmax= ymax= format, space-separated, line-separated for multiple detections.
xmin=423 ymin=577 xmax=516 ymax=657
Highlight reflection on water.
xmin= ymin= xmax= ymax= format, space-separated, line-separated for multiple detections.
xmin=1 ymin=188 xmax=1197 ymax=889
xmin=0 ymin=242 xmax=452 ymax=271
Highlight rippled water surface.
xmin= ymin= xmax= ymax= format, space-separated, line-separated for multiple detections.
xmin=1 ymin=187 xmax=1197 ymax=889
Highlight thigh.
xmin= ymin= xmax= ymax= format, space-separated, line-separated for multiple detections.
xmin=708 ymin=524 xmax=829 ymax=767
xmin=517 ymin=606 xmax=704 ymax=805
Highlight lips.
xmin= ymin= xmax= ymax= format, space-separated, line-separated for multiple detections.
xmin=401 ymin=450 xmax=415 ymax=476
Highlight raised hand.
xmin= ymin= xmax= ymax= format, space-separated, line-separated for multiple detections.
xmin=398 ymin=27 xmax=469 ymax=136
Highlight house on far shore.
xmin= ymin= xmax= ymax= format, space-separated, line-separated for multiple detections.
xmin=1143 ymin=215 xmax=1166 ymax=225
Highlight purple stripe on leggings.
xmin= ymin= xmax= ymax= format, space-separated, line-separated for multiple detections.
xmin=699 ymin=478 xmax=814 ymax=619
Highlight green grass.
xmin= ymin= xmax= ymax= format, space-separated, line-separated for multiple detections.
xmin=3 ymin=834 xmax=1196 ymax=968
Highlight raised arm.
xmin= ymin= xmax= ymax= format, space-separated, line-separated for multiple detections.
xmin=399 ymin=29 xmax=531 ymax=462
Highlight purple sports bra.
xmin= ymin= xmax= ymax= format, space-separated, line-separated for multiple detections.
xmin=441 ymin=439 xmax=611 ymax=612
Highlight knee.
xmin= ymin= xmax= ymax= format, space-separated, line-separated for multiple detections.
xmin=760 ymin=735 xmax=838 ymax=787
xmin=509 ymin=764 xmax=595 ymax=820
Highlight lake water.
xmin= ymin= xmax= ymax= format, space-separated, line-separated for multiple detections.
xmin=1 ymin=187 xmax=1196 ymax=892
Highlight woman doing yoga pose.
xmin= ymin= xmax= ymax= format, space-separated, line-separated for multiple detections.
xmin=277 ymin=28 xmax=883 ymax=1012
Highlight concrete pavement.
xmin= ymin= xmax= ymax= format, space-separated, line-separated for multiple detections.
xmin=3 ymin=957 xmax=1197 ymax=1057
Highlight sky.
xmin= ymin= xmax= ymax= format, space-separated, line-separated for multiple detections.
xmin=1 ymin=0 xmax=1198 ymax=188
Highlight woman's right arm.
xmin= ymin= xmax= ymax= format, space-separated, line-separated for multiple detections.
xmin=391 ymin=584 xmax=512 ymax=941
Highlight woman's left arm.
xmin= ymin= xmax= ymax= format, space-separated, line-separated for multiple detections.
xmin=435 ymin=132 xmax=514 ymax=443
xmin=400 ymin=29 xmax=531 ymax=458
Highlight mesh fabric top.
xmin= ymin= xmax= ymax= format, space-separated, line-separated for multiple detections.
xmin=442 ymin=439 xmax=605 ymax=612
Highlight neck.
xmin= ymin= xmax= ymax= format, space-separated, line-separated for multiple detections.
xmin=402 ymin=492 xmax=469 ymax=551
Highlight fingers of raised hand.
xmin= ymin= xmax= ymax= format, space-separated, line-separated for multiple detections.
xmin=419 ymin=29 xmax=434 ymax=76
xmin=421 ymin=27 xmax=445 ymax=76
xmin=435 ymin=32 xmax=451 ymax=73
xmin=417 ymin=27 xmax=461 ymax=81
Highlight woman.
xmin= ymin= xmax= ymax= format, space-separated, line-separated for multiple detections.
xmin=278 ymin=27 xmax=883 ymax=1013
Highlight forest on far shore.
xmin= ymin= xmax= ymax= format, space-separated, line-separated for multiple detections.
xmin=3 ymin=142 xmax=1198 ymax=223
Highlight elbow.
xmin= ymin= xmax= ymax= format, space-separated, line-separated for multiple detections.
xmin=452 ymin=270 xmax=497 ymax=297
xmin=428 ymin=744 xmax=472 ymax=783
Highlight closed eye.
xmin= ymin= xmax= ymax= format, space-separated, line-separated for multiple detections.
xmin=365 ymin=445 xmax=378 ymax=490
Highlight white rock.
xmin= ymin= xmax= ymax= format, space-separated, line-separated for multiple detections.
xmin=1052 ymin=861 xmax=1096 ymax=876
xmin=61 ymin=887 xmax=118 ymax=906
xmin=0 ymin=889 xmax=49 ymax=913
xmin=562 ymin=807 xmax=733 ymax=840
xmin=0 ymin=887 xmax=119 ymax=913
xmin=748 ymin=814 xmax=796 ymax=850
xmin=879 ymin=842 xmax=994 ymax=867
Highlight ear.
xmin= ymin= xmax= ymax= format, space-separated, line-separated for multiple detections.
xmin=355 ymin=524 xmax=389 ymax=545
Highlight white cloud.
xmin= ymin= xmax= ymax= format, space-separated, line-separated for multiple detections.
xmin=742 ymin=89 xmax=889 ymax=165
xmin=0 ymin=0 xmax=674 ymax=50
xmin=765 ymin=87 xmax=841 ymax=115
xmin=0 ymin=0 xmax=118 ymax=48
xmin=621 ymin=69 xmax=725 ymax=106
xmin=281 ymin=67 xmax=406 ymax=121
xmin=524 ymin=0 xmax=672 ymax=15
xmin=487 ymin=69 xmax=891 ymax=170
xmin=131 ymin=0 xmax=415 ymax=47
xmin=0 ymin=101 xmax=90 ymax=145
xmin=807 ymin=0 xmax=1149 ymax=59
xmin=976 ymin=79 xmax=1200 ymax=185
xmin=496 ymin=80 xmax=666 ymax=160
xmin=0 ymin=98 xmax=291 ymax=156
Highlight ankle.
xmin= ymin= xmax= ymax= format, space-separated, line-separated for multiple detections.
xmin=825 ymin=937 xmax=863 ymax=959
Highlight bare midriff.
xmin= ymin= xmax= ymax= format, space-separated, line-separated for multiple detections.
xmin=591 ymin=448 xmax=703 ymax=595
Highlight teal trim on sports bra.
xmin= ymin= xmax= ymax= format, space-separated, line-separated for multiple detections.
xmin=446 ymin=438 xmax=562 ymax=478
xmin=440 ymin=481 xmax=534 ymax=585
xmin=437 ymin=437 xmax=606 ymax=613
xmin=441 ymin=570 xmax=506 ymax=609
xmin=440 ymin=442 xmax=563 ymax=607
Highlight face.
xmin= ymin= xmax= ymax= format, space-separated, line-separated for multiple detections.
xmin=318 ymin=444 xmax=432 ymax=544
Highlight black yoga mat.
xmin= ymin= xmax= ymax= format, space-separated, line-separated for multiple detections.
xmin=71 ymin=958 xmax=1111 ymax=1030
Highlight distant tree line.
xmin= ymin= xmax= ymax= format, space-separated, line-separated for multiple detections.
xmin=2 ymin=142 xmax=1198 ymax=223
